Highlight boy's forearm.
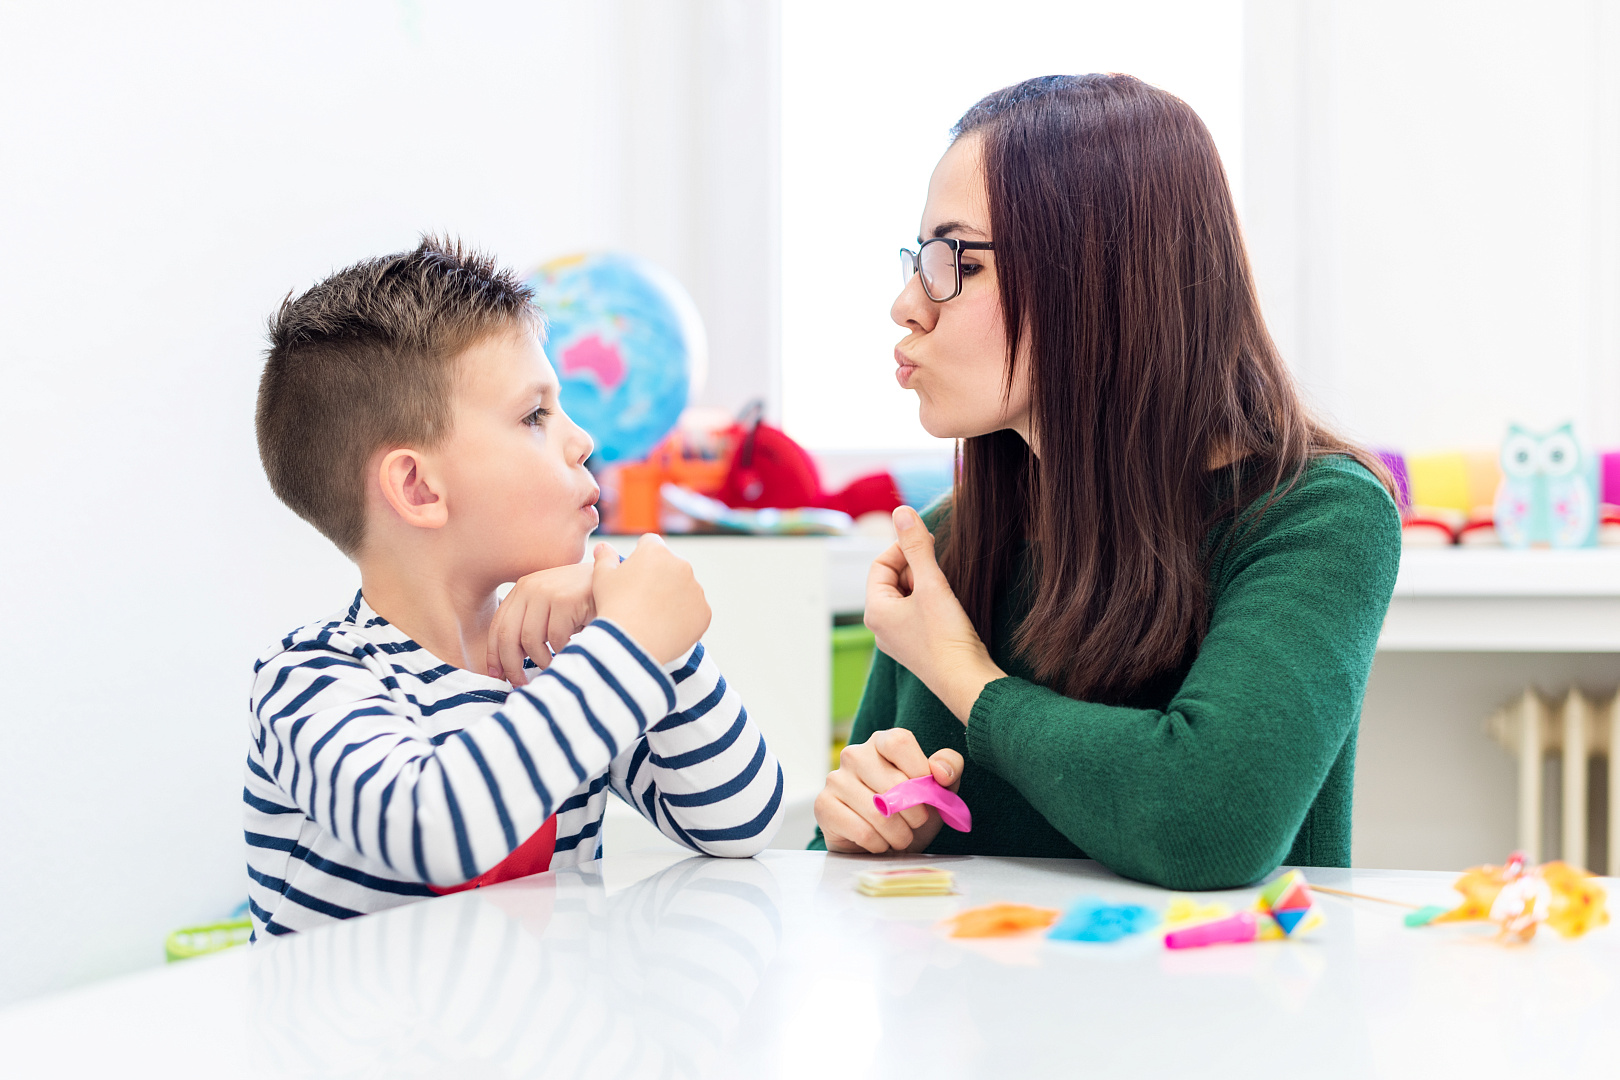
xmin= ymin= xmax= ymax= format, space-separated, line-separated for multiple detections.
xmin=619 ymin=644 xmax=785 ymax=856
xmin=256 ymin=621 xmax=674 ymax=885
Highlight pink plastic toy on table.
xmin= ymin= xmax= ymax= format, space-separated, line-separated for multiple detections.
xmin=874 ymin=776 xmax=972 ymax=833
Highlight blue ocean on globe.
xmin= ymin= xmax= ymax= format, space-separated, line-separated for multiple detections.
xmin=526 ymin=252 xmax=706 ymax=464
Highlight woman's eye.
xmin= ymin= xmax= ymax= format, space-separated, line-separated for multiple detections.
xmin=960 ymin=263 xmax=982 ymax=277
xmin=523 ymin=407 xmax=551 ymax=427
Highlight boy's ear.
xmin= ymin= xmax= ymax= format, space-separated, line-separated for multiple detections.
xmin=377 ymin=448 xmax=449 ymax=530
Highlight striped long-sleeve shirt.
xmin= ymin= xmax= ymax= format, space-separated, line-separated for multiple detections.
xmin=244 ymin=591 xmax=783 ymax=939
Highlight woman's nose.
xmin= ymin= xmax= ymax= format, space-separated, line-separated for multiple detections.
xmin=890 ymin=274 xmax=937 ymax=333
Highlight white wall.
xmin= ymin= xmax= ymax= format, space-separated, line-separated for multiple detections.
xmin=1244 ymin=0 xmax=1620 ymax=451
xmin=0 ymin=0 xmax=778 ymax=1006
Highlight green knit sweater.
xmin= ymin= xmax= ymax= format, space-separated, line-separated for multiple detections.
xmin=811 ymin=455 xmax=1402 ymax=890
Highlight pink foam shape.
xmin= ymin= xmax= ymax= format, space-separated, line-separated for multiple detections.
xmin=1163 ymin=912 xmax=1259 ymax=950
xmin=872 ymin=775 xmax=972 ymax=832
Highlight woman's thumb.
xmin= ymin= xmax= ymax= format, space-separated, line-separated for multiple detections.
xmin=892 ymin=506 xmax=942 ymax=576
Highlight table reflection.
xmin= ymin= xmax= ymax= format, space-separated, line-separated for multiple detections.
xmin=250 ymin=855 xmax=784 ymax=1079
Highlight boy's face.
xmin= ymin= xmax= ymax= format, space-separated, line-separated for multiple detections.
xmin=435 ymin=328 xmax=599 ymax=583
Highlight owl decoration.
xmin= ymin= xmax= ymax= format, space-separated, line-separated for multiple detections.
xmin=1493 ymin=423 xmax=1598 ymax=548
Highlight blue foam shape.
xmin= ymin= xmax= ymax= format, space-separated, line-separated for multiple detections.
xmin=1047 ymin=897 xmax=1161 ymax=943
xmin=1273 ymin=907 xmax=1307 ymax=935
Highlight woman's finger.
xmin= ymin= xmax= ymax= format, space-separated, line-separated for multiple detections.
xmin=815 ymin=788 xmax=890 ymax=854
xmin=827 ymin=763 xmax=916 ymax=851
xmin=929 ymin=748 xmax=966 ymax=792
xmin=866 ymin=544 xmax=907 ymax=601
xmin=870 ymin=727 xmax=933 ymax=776
xmin=855 ymin=731 xmax=935 ymax=829
xmin=891 ymin=506 xmax=947 ymax=586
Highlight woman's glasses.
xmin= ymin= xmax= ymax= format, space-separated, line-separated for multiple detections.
xmin=898 ymin=237 xmax=996 ymax=303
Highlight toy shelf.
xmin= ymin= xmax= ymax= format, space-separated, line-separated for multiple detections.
xmin=1384 ymin=548 xmax=1620 ymax=651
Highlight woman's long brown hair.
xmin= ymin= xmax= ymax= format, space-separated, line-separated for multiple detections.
xmin=938 ymin=74 xmax=1391 ymax=703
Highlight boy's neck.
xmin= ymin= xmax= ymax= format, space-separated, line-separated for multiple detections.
xmin=357 ymin=554 xmax=500 ymax=678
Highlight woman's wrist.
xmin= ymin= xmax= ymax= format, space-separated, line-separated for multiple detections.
xmin=933 ymin=645 xmax=1006 ymax=726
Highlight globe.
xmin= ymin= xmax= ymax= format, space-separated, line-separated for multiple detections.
xmin=526 ymin=252 xmax=707 ymax=464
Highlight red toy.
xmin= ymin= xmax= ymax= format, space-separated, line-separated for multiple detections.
xmin=717 ymin=403 xmax=902 ymax=520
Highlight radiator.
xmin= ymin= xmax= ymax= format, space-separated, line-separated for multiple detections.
xmin=1487 ymin=688 xmax=1620 ymax=874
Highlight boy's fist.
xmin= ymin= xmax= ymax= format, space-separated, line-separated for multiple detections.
xmin=592 ymin=536 xmax=710 ymax=664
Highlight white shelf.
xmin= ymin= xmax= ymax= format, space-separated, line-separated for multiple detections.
xmin=1385 ymin=548 xmax=1620 ymax=652
xmin=1394 ymin=547 xmax=1620 ymax=597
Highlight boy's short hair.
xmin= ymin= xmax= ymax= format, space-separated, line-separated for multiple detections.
xmin=257 ymin=235 xmax=539 ymax=556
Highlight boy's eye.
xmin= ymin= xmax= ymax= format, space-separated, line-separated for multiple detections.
xmin=523 ymin=406 xmax=551 ymax=427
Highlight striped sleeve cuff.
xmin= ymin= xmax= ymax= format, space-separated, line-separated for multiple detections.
xmin=553 ymin=619 xmax=678 ymax=724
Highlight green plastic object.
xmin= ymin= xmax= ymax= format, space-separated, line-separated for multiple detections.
xmin=165 ymin=918 xmax=254 ymax=962
xmin=1404 ymin=904 xmax=1449 ymax=928
xmin=831 ymin=624 xmax=876 ymax=767
xmin=831 ymin=625 xmax=876 ymax=720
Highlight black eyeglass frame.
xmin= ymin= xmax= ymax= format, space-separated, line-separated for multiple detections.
xmin=898 ymin=237 xmax=996 ymax=303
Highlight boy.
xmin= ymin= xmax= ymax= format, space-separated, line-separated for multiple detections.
xmin=245 ymin=237 xmax=783 ymax=938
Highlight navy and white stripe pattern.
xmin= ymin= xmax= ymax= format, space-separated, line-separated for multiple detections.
xmin=245 ymin=591 xmax=783 ymax=939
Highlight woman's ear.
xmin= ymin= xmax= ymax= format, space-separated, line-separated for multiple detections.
xmin=377 ymin=448 xmax=449 ymax=529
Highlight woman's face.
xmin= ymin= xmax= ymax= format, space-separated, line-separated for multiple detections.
xmin=891 ymin=132 xmax=1031 ymax=443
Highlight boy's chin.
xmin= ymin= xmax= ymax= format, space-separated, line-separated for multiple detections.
xmin=496 ymin=537 xmax=592 ymax=583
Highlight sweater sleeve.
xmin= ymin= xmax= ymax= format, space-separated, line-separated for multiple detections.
xmin=250 ymin=618 xmax=673 ymax=888
xmin=961 ymin=466 xmax=1401 ymax=890
xmin=608 ymin=642 xmax=785 ymax=856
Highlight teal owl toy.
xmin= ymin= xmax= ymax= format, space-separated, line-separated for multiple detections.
xmin=1493 ymin=423 xmax=1598 ymax=548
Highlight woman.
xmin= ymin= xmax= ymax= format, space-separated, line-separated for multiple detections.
xmin=810 ymin=74 xmax=1401 ymax=890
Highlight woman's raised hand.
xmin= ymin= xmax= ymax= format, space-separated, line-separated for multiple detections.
xmin=814 ymin=728 xmax=963 ymax=854
xmin=864 ymin=506 xmax=1007 ymax=724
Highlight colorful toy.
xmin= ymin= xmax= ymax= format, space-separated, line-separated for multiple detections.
xmin=873 ymin=775 xmax=973 ymax=833
xmin=1162 ymin=870 xmax=1324 ymax=949
xmin=660 ymin=483 xmax=853 ymax=536
xmin=1494 ymin=423 xmax=1599 ymax=548
xmin=1424 ymin=852 xmax=1609 ymax=943
xmin=942 ymin=903 xmax=1061 ymax=938
xmin=717 ymin=401 xmax=904 ymax=519
xmin=1047 ymin=898 xmax=1160 ymax=943
xmin=1312 ymin=852 xmax=1609 ymax=943
xmin=856 ymin=866 xmax=956 ymax=897
xmin=1162 ymin=895 xmax=1231 ymax=929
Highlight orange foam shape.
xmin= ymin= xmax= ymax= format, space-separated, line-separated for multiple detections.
xmin=943 ymin=903 xmax=1062 ymax=938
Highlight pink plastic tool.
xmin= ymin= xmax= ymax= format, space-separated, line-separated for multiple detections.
xmin=873 ymin=776 xmax=972 ymax=832
xmin=1163 ymin=911 xmax=1259 ymax=949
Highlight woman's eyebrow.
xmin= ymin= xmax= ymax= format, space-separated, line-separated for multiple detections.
xmin=928 ymin=220 xmax=988 ymax=239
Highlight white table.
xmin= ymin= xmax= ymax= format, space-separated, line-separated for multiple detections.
xmin=4 ymin=850 xmax=1614 ymax=1078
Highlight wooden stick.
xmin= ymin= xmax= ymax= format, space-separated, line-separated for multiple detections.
xmin=1308 ymin=884 xmax=1420 ymax=910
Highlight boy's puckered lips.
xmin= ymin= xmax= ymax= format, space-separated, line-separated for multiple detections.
xmin=581 ymin=484 xmax=601 ymax=526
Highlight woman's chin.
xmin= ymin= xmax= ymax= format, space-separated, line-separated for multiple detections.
xmin=917 ymin=406 xmax=988 ymax=442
